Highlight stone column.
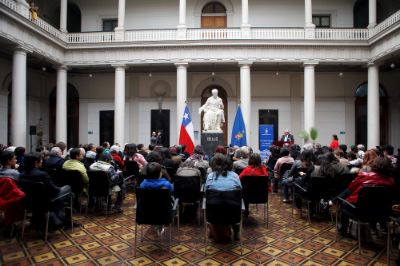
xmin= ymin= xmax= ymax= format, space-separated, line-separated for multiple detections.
xmin=303 ymin=62 xmax=318 ymax=132
xmin=304 ymin=0 xmax=315 ymax=39
xmin=60 ymin=0 xmax=68 ymax=32
xmin=113 ymin=64 xmax=126 ymax=146
xmin=56 ymin=65 xmax=68 ymax=144
xmin=175 ymin=63 xmax=188 ymax=141
xmin=368 ymin=0 xmax=377 ymax=28
xmin=177 ymin=0 xmax=187 ymax=39
xmin=239 ymin=62 xmax=252 ymax=146
xmin=115 ymin=0 xmax=126 ymax=40
xmin=16 ymin=0 xmax=30 ymax=18
xmin=367 ymin=63 xmax=380 ymax=148
xmin=241 ymin=0 xmax=250 ymax=29
xmin=11 ymin=47 xmax=28 ymax=147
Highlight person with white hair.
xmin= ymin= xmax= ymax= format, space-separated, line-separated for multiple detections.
xmin=43 ymin=147 xmax=65 ymax=170
xmin=280 ymin=129 xmax=294 ymax=144
xmin=357 ymin=144 xmax=366 ymax=160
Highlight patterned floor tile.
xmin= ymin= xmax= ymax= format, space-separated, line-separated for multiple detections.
xmin=0 ymin=192 xmax=391 ymax=266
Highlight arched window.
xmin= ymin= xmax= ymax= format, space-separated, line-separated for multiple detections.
xmin=202 ymin=2 xmax=226 ymax=13
xmin=355 ymin=82 xmax=386 ymax=97
xmin=201 ymin=2 xmax=227 ymax=29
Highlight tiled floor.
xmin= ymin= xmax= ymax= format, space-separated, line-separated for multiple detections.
xmin=0 ymin=193 xmax=397 ymax=265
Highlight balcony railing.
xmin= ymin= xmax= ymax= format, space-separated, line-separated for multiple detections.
xmin=1 ymin=0 xmax=399 ymax=45
xmin=67 ymin=31 xmax=115 ymax=43
xmin=315 ymin=28 xmax=369 ymax=40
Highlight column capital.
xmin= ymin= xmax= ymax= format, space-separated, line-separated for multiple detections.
xmin=174 ymin=62 xmax=189 ymax=68
xmin=54 ymin=64 xmax=69 ymax=71
xmin=111 ymin=63 xmax=127 ymax=69
xmin=238 ymin=61 xmax=253 ymax=67
xmin=303 ymin=61 xmax=319 ymax=67
xmin=367 ymin=61 xmax=378 ymax=67
xmin=14 ymin=45 xmax=33 ymax=54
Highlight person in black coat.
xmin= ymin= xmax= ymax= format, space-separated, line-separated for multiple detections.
xmin=280 ymin=129 xmax=294 ymax=144
xmin=43 ymin=147 xmax=65 ymax=170
xmin=19 ymin=153 xmax=74 ymax=231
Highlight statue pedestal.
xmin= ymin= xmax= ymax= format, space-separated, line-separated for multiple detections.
xmin=201 ymin=132 xmax=224 ymax=158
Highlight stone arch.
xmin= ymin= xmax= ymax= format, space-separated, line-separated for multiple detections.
xmin=192 ymin=76 xmax=234 ymax=97
xmin=193 ymin=0 xmax=234 ymax=22
xmin=150 ymin=80 xmax=172 ymax=98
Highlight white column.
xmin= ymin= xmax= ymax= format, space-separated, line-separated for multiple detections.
xmin=304 ymin=0 xmax=315 ymax=28
xmin=241 ymin=0 xmax=250 ymax=28
xmin=16 ymin=0 xmax=29 ymax=18
xmin=115 ymin=0 xmax=126 ymax=40
xmin=303 ymin=62 xmax=317 ymax=133
xmin=239 ymin=62 xmax=252 ymax=146
xmin=175 ymin=63 xmax=188 ymax=142
xmin=368 ymin=0 xmax=377 ymax=28
xmin=367 ymin=63 xmax=380 ymax=148
xmin=60 ymin=0 xmax=68 ymax=32
xmin=178 ymin=0 xmax=187 ymax=28
xmin=11 ymin=47 xmax=28 ymax=147
xmin=114 ymin=64 xmax=126 ymax=146
xmin=56 ymin=65 xmax=68 ymax=144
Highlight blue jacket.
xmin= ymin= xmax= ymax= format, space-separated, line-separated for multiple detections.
xmin=139 ymin=178 xmax=173 ymax=192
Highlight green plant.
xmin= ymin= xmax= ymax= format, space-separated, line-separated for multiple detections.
xmin=298 ymin=130 xmax=309 ymax=143
xmin=309 ymin=127 xmax=318 ymax=143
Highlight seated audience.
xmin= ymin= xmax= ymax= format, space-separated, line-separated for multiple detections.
xmin=137 ymin=144 xmax=148 ymax=158
xmin=124 ymin=143 xmax=147 ymax=170
xmin=338 ymin=156 xmax=395 ymax=236
xmin=43 ymin=147 xmax=65 ymax=170
xmin=62 ymin=148 xmax=89 ymax=193
xmin=232 ymin=147 xmax=250 ymax=172
xmin=334 ymin=149 xmax=349 ymax=168
xmin=205 ymin=154 xmax=242 ymax=241
xmin=19 ymin=153 xmax=75 ymax=231
xmin=281 ymin=149 xmax=314 ymax=203
xmin=239 ymin=153 xmax=269 ymax=215
xmin=186 ymin=145 xmax=209 ymax=178
xmin=176 ymin=160 xmax=203 ymax=181
xmin=359 ymin=149 xmax=378 ymax=173
xmin=382 ymin=144 xmax=397 ymax=166
xmin=273 ymin=148 xmax=294 ymax=179
xmin=139 ymin=162 xmax=173 ymax=192
xmin=110 ymin=145 xmax=124 ymax=170
xmin=0 ymin=151 xmax=20 ymax=181
xmin=90 ymin=153 xmax=125 ymax=213
xmin=14 ymin=147 xmax=26 ymax=170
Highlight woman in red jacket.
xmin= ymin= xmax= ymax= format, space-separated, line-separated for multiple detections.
xmin=339 ymin=156 xmax=395 ymax=236
xmin=330 ymin=134 xmax=339 ymax=150
xmin=239 ymin=153 xmax=269 ymax=216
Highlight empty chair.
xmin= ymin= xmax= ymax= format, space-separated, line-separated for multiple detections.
xmin=241 ymin=175 xmax=269 ymax=225
xmin=134 ymin=188 xmax=179 ymax=257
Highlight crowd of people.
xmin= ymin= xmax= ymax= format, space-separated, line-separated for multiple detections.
xmin=0 ymin=137 xmax=400 ymax=247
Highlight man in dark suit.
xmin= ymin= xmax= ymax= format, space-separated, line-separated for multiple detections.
xmin=280 ymin=129 xmax=294 ymax=144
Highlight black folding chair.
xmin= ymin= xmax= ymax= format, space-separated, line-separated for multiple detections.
xmin=273 ymin=162 xmax=293 ymax=192
xmin=241 ymin=175 xmax=269 ymax=226
xmin=293 ymin=176 xmax=334 ymax=222
xmin=202 ymin=189 xmax=244 ymax=256
xmin=124 ymin=160 xmax=140 ymax=190
xmin=87 ymin=170 xmax=111 ymax=216
xmin=336 ymin=185 xmax=394 ymax=253
xmin=18 ymin=180 xmax=73 ymax=241
xmin=51 ymin=169 xmax=85 ymax=212
xmin=133 ymin=188 xmax=179 ymax=257
xmin=173 ymin=175 xmax=202 ymax=224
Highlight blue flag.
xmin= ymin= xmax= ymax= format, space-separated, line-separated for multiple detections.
xmin=231 ymin=105 xmax=247 ymax=146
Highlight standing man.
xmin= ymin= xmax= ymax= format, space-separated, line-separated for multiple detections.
xmin=150 ymin=132 xmax=157 ymax=145
xmin=280 ymin=129 xmax=294 ymax=145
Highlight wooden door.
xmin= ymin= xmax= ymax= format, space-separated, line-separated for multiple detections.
xmin=201 ymin=16 xmax=227 ymax=28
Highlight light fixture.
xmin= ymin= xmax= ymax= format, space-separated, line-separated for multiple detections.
xmin=148 ymin=72 xmax=152 ymax=77
xmin=339 ymin=72 xmax=343 ymax=77
xmin=390 ymin=63 xmax=396 ymax=69
xmin=275 ymin=71 xmax=279 ymax=76
xmin=211 ymin=72 xmax=215 ymax=76
xmin=42 ymin=67 xmax=46 ymax=71
xmin=88 ymin=74 xmax=93 ymax=78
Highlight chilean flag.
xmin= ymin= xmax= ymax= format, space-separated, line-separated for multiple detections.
xmin=179 ymin=104 xmax=195 ymax=154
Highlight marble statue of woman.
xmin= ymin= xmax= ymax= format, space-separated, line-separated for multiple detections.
xmin=198 ymin=89 xmax=225 ymax=132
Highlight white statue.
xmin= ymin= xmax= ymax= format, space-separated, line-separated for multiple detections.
xmin=199 ymin=89 xmax=225 ymax=132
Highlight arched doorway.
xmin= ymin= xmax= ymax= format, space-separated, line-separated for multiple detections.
xmin=201 ymin=2 xmax=227 ymax=28
xmin=355 ymin=82 xmax=388 ymax=146
xmin=49 ymin=84 xmax=79 ymax=148
xmin=201 ymin=85 xmax=228 ymax=145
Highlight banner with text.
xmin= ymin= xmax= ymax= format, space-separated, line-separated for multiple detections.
xmin=259 ymin=124 xmax=274 ymax=152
